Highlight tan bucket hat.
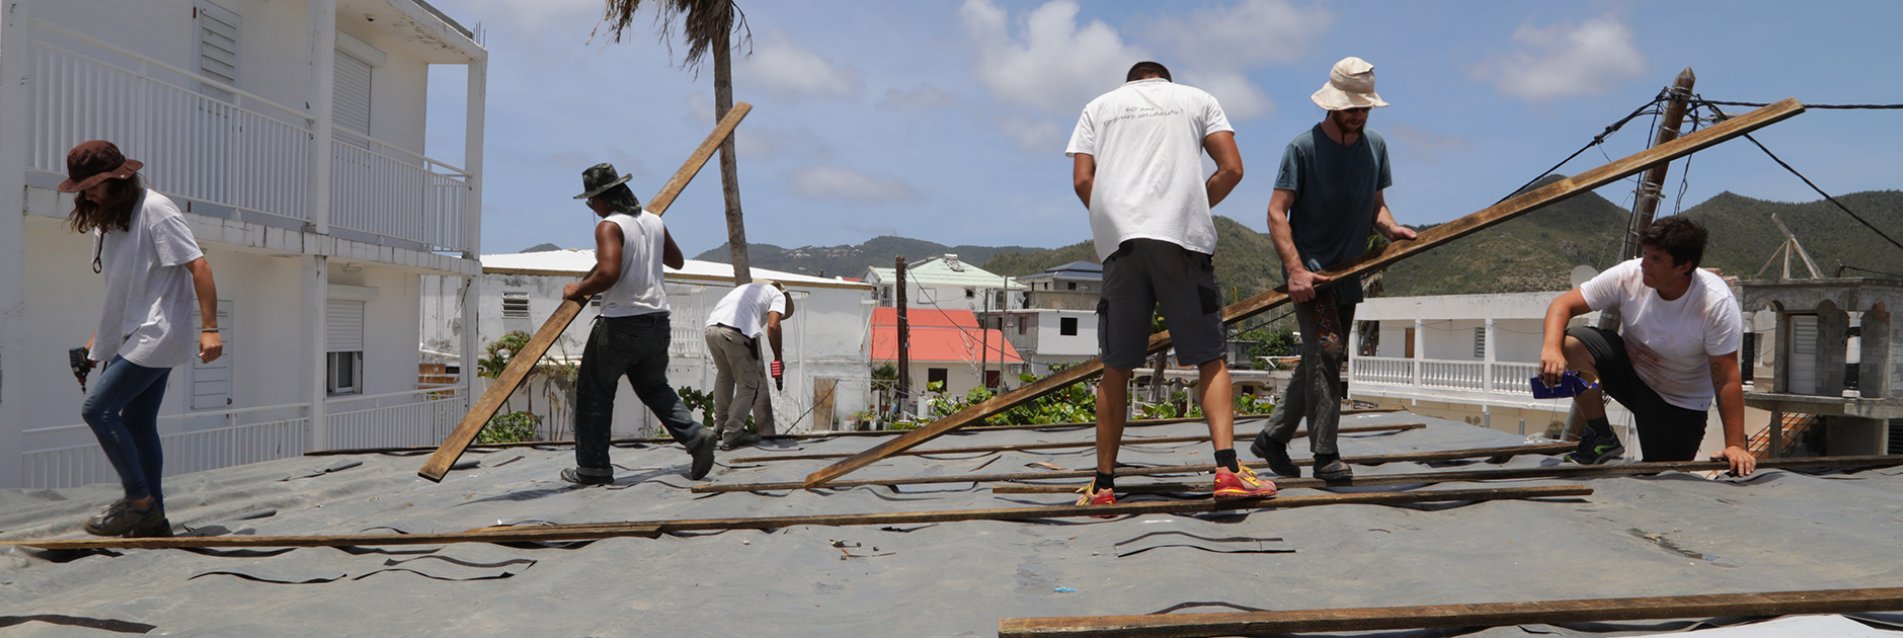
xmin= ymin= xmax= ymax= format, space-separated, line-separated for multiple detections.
xmin=1310 ymin=56 xmax=1389 ymax=111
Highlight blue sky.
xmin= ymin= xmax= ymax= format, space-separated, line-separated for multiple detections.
xmin=421 ymin=0 xmax=1903 ymax=258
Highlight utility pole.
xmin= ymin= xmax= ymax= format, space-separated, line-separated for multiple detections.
xmin=979 ymin=280 xmax=990 ymax=390
xmin=895 ymin=256 xmax=911 ymax=418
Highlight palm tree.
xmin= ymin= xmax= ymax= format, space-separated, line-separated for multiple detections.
xmin=598 ymin=0 xmax=754 ymax=284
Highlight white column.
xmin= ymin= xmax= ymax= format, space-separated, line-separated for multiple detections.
xmin=1411 ymin=318 xmax=1425 ymax=388
xmin=459 ymin=274 xmax=480 ymax=414
xmin=1483 ymin=317 xmax=1497 ymax=392
xmin=304 ymin=256 xmax=329 ymax=449
xmin=307 ymin=0 xmax=335 ymax=235
xmin=0 ymin=0 xmax=36 ymax=487
xmin=459 ymin=54 xmax=486 ymax=408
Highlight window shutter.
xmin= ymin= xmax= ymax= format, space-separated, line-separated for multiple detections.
xmin=191 ymin=300 xmax=235 ymax=409
xmin=334 ymin=51 xmax=373 ymax=135
xmin=327 ymin=300 xmax=365 ymax=353
xmin=195 ymin=1 xmax=240 ymax=86
xmin=1789 ymin=315 xmax=1818 ymax=394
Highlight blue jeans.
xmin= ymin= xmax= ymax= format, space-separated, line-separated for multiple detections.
xmin=81 ymin=356 xmax=171 ymax=504
xmin=573 ymin=314 xmax=703 ymax=471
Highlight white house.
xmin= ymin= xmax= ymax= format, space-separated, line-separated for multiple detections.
xmin=0 ymin=0 xmax=489 ymax=488
xmin=865 ymin=254 xmax=1025 ymax=315
xmin=996 ymin=308 xmax=1097 ymax=375
xmin=422 ymin=251 xmax=878 ymax=437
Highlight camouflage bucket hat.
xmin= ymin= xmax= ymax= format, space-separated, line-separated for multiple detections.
xmin=573 ymin=162 xmax=634 ymax=200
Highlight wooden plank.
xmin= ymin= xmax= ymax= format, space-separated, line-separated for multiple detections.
xmin=804 ymin=98 xmax=1805 ymax=488
xmin=3 ymin=485 xmax=1586 ymax=551
xmin=991 ymin=453 xmax=1903 ymax=494
xmin=418 ymin=103 xmax=753 ymax=482
xmin=727 ymin=423 xmax=1425 ymax=463
xmin=999 ymin=586 xmax=1903 ymax=638
xmin=694 ymin=442 xmax=1574 ymax=494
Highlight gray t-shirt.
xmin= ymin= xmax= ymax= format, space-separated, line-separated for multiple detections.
xmin=1274 ymin=124 xmax=1392 ymax=300
xmin=90 ymin=190 xmax=205 ymax=369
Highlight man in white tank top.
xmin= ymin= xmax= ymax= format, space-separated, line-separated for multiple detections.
xmin=559 ymin=163 xmax=715 ymax=485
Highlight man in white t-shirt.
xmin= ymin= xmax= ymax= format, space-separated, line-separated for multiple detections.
xmin=1065 ymin=61 xmax=1274 ymax=508
xmin=1539 ymin=217 xmax=1755 ymax=476
xmin=703 ymin=281 xmax=794 ymax=450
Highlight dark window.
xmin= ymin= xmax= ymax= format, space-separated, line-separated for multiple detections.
xmin=965 ymin=288 xmax=976 ymax=298
xmin=1061 ymin=317 xmax=1078 ymax=336
xmin=985 ymin=370 xmax=1001 ymax=388
xmin=927 ymin=368 xmax=948 ymax=386
xmin=1067 ymin=282 xmax=1077 ymax=290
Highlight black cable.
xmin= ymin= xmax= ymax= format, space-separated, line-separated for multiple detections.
xmin=1697 ymin=100 xmax=1903 ymax=255
xmin=1671 ymin=103 xmax=1706 ymax=215
xmin=1837 ymin=264 xmax=1903 ymax=279
xmin=1699 ymin=99 xmax=1903 ymax=110
xmin=1494 ymin=91 xmax=1668 ymax=205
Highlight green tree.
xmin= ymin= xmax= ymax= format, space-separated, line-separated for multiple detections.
xmin=599 ymin=0 xmax=755 ymax=283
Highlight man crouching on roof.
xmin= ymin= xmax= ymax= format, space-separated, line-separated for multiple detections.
xmin=559 ymin=163 xmax=717 ymax=486
xmin=1538 ymin=217 xmax=1755 ymax=476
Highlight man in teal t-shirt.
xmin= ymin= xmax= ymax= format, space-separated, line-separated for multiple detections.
xmin=1254 ymin=57 xmax=1417 ymax=482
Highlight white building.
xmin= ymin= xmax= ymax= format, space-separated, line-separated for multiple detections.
xmin=996 ymin=308 xmax=1097 ymax=375
xmin=865 ymin=253 xmax=1025 ymax=315
xmin=1 ymin=0 xmax=489 ymax=488
xmin=422 ymin=251 xmax=878 ymax=436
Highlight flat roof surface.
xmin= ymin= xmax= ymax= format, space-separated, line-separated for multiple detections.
xmin=4 ymin=413 xmax=1902 ymax=636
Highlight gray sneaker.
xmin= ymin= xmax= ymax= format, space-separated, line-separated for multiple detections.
xmin=1312 ymin=456 xmax=1354 ymax=482
xmin=687 ymin=431 xmax=717 ymax=480
xmin=84 ymin=499 xmax=170 ymax=538
xmin=719 ymin=432 xmax=762 ymax=452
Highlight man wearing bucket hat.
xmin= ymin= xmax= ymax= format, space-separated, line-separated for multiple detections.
xmin=1252 ymin=57 xmax=1417 ymax=482
xmin=1066 ymin=60 xmax=1276 ymax=510
xmin=559 ymin=163 xmax=716 ymax=485
xmin=703 ymin=280 xmax=795 ymax=450
xmin=63 ymin=140 xmax=224 ymax=537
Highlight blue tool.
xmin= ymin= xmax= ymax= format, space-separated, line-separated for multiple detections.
xmin=1530 ymin=370 xmax=1598 ymax=399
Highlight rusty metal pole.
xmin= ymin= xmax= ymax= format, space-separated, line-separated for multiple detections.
xmin=895 ymin=256 xmax=911 ymax=418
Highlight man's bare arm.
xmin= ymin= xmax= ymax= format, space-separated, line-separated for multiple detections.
xmin=1072 ymin=153 xmax=1095 ymax=209
xmin=1266 ymin=189 xmax=1325 ymax=302
xmin=1202 ymin=131 xmax=1243 ymax=208
xmin=662 ymin=227 xmax=684 ymax=270
xmin=564 ymin=221 xmax=624 ymax=300
xmin=1709 ymin=351 xmax=1755 ymax=476
xmin=1372 ymin=190 xmax=1416 ymax=241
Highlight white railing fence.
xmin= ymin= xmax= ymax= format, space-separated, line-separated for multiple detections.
xmin=1353 ymin=356 xmax=1539 ymax=398
xmin=1355 ymin=356 xmax=1416 ymax=386
xmin=19 ymin=387 xmax=467 ymax=489
xmin=1420 ymin=360 xmax=1487 ymax=392
xmin=25 ymin=20 xmax=472 ymax=254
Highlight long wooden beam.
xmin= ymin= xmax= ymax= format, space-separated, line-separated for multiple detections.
xmin=728 ymin=423 xmax=1424 ymax=463
xmin=418 ymin=103 xmax=754 ymax=482
xmin=999 ymin=587 xmax=1903 ymax=638
xmin=991 ymin=454 xmax=1903 ymax=495
xmin=804 ymin=98 xmax=1805 ymax=488
xmin=694 ymin=442 xmax=1573 ymax=494
xmin=2 ymin=485 xmax=1585 ymax=551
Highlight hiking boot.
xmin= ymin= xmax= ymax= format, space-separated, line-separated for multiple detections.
xmin=560 ymin=467 xmax=614 ymax=486
xmin=83 ymin=499 xmax=166 ymax=538
xmin=1567 ymin=435 xmax=1624 ymax=465
xmin=1075 ymin=480 xmax=1118 ymax=518
xmin=687 ymin=430 xmax=717 ymax=480
xmin=1213 ymin=467 xmax=1277 ymax=500
xmin=1312 ymin=455 xmax=1354 ymax=482
xmin=1250 ymin=431 xmax=1301 ymax=478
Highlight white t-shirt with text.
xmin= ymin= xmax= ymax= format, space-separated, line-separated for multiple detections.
xmin=1065 ymin=78 xmax=1233 ymax=261
xmin=1579 ymin=259 xmax=1742 ymax=411
xmin=706 ymin=283 xmax=787 ymax=339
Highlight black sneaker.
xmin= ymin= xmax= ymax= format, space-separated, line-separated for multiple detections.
xmin=1567 ymin=436 xmax=1625 ymax=465
xmin=83 ymin=499 xmax=166 ymax=537
xmin=719 ymin=432 xmax=762 ymax=452
xmin=1313 ymin=455 xmax=1354 ymax=482
xmin=687 ymin=431 xmax=717 ymax=480
xmin=1249 ymin=431 xmax=1302 ymax=478
xmin=560 ymin=467 xmax=615 ymax=486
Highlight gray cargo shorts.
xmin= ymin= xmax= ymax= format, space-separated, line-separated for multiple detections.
xmin=1098 ymin=238 xmax=1226 ymax=370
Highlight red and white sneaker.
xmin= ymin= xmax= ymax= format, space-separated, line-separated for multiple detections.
xmin=1075 ymin=480 xmax=1118 ymax=518
xmin=1213 ymin=466 xmax=1278 ymax=500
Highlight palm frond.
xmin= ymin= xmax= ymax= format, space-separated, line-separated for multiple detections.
xmin=595 ymin=0 xmax=752 ymax=73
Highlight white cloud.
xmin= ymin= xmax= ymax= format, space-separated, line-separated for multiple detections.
xmin=1148 ymin=0 xmax=1331 ymax=69
xmin=1181 ymin=72 xmax=1274 ymax=121
xmin=1479 ymin=15 xmax=1645 ymax=101
xmin=790 ymin=166 xmax=915 ymax=202
xmin=442 ymin=0 xmax=601 ymax=33
xmin=998 ymin=116 xmax=1066 ymax=151
xmin=960 ymin=0 xmax=1149 ymax=114
xmin=884 ymin=85 xmax=957 ymax=110
xmin=738 ymin=32 xmax=862 ymax=99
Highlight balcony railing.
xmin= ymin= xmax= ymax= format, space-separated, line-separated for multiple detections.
xmin=26 ymin=20 xmax=471 ymax=254
xmin=1352 ymin=356 xmax=1539 ymax=398
xmin=19 ymin=387 xmax=466 ymax=489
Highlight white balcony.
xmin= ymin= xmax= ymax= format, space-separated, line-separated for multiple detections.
xmin=24 ymin=19 xmax=473 ymax=255
xmin=1352 ymin=356 xmax=1547 ymax=407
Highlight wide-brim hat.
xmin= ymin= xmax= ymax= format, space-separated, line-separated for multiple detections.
xmin=1311 ymin=56 xmax=1389 ymax=111
xmin=761 ymin=280 xmax=795 ymax=320
xmin=573 ymin=162 xmax=634 ymax=200
xmin=58 ymin=140 xmax=144 ymax=193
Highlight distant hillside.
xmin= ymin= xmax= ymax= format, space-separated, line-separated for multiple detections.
xmin=690 ymin=188 xmax=1903 ymax=296
xmin=694 ymin=236 xmax=1048 ymax=279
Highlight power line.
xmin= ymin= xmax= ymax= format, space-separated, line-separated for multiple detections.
xmin=1494 ymin=91 xmax=1668 ymax=205
xmin=1696 ymin=99 xmax=1903 ymax=256
xmin=1698 ymin=99 xmax=1903 ymax=110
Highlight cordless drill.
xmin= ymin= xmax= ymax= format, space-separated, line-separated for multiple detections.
xmin=69 ymin=347 xmax=97 ymax=393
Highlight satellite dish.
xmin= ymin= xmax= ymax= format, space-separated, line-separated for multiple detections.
xmin=1569 ymin=265 xmax=1598 ymax=288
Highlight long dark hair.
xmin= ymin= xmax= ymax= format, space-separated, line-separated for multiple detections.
xmin=67 ymin=174 xmax=145 ymax=234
